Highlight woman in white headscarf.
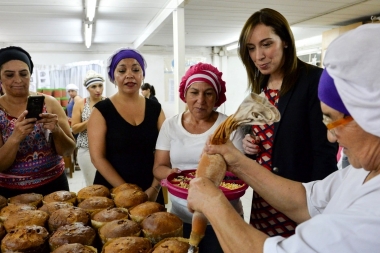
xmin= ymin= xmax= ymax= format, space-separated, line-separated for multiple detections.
xmin=71 ymin=70 xmax=106 ymax=186
xmin=187 ymin=24 xmax=380 ymax=253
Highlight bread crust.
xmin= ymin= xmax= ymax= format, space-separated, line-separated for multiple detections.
xmin=1 ymin=225 xmax=49 ymax=253
xmin=8 ymin=193 xmax=43 ymax=207
xmin=77 ymin=196 xmax=115 ymax=215
xmin=48 ymin=206 xmax=90 ymax=232
xmin=49 ymin=223 xmax=96 ymax=251
xmin=102 ymin=236 xmax=152 ymax=253
xmin=77 ymin=185 xmax=110 ymax=203
xmin=98 ymin=219 xmax=141 ymax=244
xmin=129 ymin=201 xmax=166 ymax=223
xmin=141 ymin=212 xmax=183 ymax=244
xmin=150 ymin=237 xmax=198 ymax=253
xmin=43 ymin=191 xmax=77 ymax=205
xmin=52 ymin=243 xmax=97 ymax=253
xmin=113 ymin=189 xmax=148 ymax=209
xmin=4 ymin=210 xmax=49 ymax=233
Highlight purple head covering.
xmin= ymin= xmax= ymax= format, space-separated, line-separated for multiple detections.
xmin=318 ymin=68 xmax=350 ymax=115
xmin=107 ymin=48 xmax=147 ymax=83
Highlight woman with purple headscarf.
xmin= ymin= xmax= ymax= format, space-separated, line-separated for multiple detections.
xmin=87 ymin=48 xmax=166 ymax=203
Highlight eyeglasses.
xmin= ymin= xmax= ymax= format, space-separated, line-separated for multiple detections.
xmin=322 ymin=115 xmax=353 ymax=131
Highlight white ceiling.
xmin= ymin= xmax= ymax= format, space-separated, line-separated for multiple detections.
xmin=0 ymin=0 xmax=379 ymax=53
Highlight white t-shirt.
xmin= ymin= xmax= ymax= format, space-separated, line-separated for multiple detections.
xmin=156 ymin=112 xmax=244 ymax=223
xmin=264 ymin=166 xmax=380 ymax=252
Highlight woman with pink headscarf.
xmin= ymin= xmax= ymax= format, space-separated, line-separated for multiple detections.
xmin=153 ymin=62 xmax=243 ymax=252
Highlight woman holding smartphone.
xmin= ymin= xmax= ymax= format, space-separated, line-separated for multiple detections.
xmin=0 ymin=46 xmax=76 ymax=198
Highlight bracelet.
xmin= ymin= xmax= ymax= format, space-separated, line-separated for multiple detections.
xmin=150 ymin=186 xmax=160 ymax=193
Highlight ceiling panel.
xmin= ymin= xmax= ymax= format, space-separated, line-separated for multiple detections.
xmin=0 ymin=0 xmax=378 ymax=51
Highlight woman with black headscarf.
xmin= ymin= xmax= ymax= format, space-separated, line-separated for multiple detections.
xmin=0 ymin=46 xmax=76 ymax=198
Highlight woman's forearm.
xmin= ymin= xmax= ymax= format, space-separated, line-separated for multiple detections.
xmin=71 ymin=120 xmax=88 ymax=134
xmin=153 ymin=165 xmax=174 ymax=181
xmin=91 ymin=156 xmax=125 ymax=187
xmin=204 ymin=193 xmax=267 ymax=253
xmin=51 ymin=124 xmax=76 ymax=157
xmin=234 ymin=157 xmax=310 ymax=223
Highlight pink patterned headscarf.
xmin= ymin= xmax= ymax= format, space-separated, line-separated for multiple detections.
xmin=179 ymin=62 xmax=226 ymax=107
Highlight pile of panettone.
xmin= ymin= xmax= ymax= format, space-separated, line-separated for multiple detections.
xmin=0 ymin=184 xmax=199 ymax=253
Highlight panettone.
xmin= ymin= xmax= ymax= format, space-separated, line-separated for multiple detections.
xmin=91 ymin=207 xmax=129 ymax=230
xmin=0 ymin=223 xmax=5 ymax=241
xmin=1 ymin=225 xmax=49 ymax=253
xmin=38 ymin=201 xmax=74 ymax=215
xmin=0 ymin=195 xmax=7 ymax=209
xmin=110 ymin=183 xmax=142 ymax=198
xmin=129 ymin=201 xmax=166 ymax=223
xmin=49 ymin=222 xmax=96 ymax=251
xmin=3 ymin=209 xmax=49 ymax=233
xmin=141 ymin=212 xmax=183 ymax=244
xmin=8 ymin=193 xmax=43 ymax=207
xmin=43 ymin=190 xmax=77 ymax=205
xmin=77 ymin=196 xmax=115 ymax=215
xmin=77 ymin=184 xmax=110 ymax=203
xmin=150 ymin=237 xmax=198 ymax=253
xmin=102 ymin=237 xmax=152 ymax=253
xmin=98 ymin=219 xmax=141 ymax=244
xmin=113 ymin=189 xmax=148 ymax=209
xmin=0 ymin=203 xmax=36 ymax=222
xmin=48 ymin=206 xmax=90 ymax=232
xmin=52 ymin=243 xmax=97 ymax=253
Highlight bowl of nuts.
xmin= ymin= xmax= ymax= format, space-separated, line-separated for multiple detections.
xmin=161 ymin=169 xmax=248 ymax=200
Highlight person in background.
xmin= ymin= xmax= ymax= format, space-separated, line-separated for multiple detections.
xmin=238 ymin=8 xmax=338 ymax=237
xmin=66 ymin=82 xmax=81 ymax=170
xmin=0 ymin=46 xmax=76 ymax=198
xmin=187 ymin=24 xmax=380 ymax=253
xmin=88 ymin=48 xmax=166 ymax=203
xmin=65 ymin=83 xmax=81 ymax=127
xmin=141 ymin=82 xmax=159 ymax=103
xmin=71 ymin=70 xmax=106 ymax=186
xmin=153 ymin=62 xmax=244 ymax=253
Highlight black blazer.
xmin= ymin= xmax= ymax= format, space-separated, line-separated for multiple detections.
xmin=265 ymin=64 xmax=338 ymax=182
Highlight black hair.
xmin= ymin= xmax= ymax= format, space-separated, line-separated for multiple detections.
xmin=0 ymin=46 xmax=34 ymax=73
xmin=141 ymin=83 xmax=156 ymax=96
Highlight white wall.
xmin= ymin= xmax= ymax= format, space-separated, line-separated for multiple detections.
xmin=224 ymin=55 xmax=251 ymax=116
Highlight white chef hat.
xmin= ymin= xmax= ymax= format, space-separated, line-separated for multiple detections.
xmin=66 ymin=83 xmax=79 ymax=91
xmin=323 ymin=24 xmax=380 ymax=137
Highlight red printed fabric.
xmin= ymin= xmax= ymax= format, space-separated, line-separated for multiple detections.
xmin=250 ymin=88 xmax=296 ymax=237
xmin=0 ymin=105 xmax=64 ymax=189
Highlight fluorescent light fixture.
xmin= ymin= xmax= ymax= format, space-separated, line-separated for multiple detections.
xmin=226 ymin=42 xmax=239 ymax=51
xmin=86 ymin=0 xmax=97 ymax=22
xmin=85 ymin=24 xmax=93 ymax=48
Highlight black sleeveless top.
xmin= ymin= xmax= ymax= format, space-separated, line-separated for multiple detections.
xmin=93 ymin=97 xmax=160 ymax=193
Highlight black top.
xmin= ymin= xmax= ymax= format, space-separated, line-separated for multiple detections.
xmin=149 ymin=95 xmax=159 ymax=103
xmin=260 ymin=62 xmax=338 ymax=182
xmin=93 ymin=98 xmax=160 ymax=191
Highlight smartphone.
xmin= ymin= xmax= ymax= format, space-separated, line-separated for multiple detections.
xmin=25 ymin=95 xmax=45 ymax=120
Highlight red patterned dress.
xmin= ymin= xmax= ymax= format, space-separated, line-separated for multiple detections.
xmin=0 ymin=105 xmax=65 ymax=189
xmin=250 ymin=88 xmax=297 ymax=237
